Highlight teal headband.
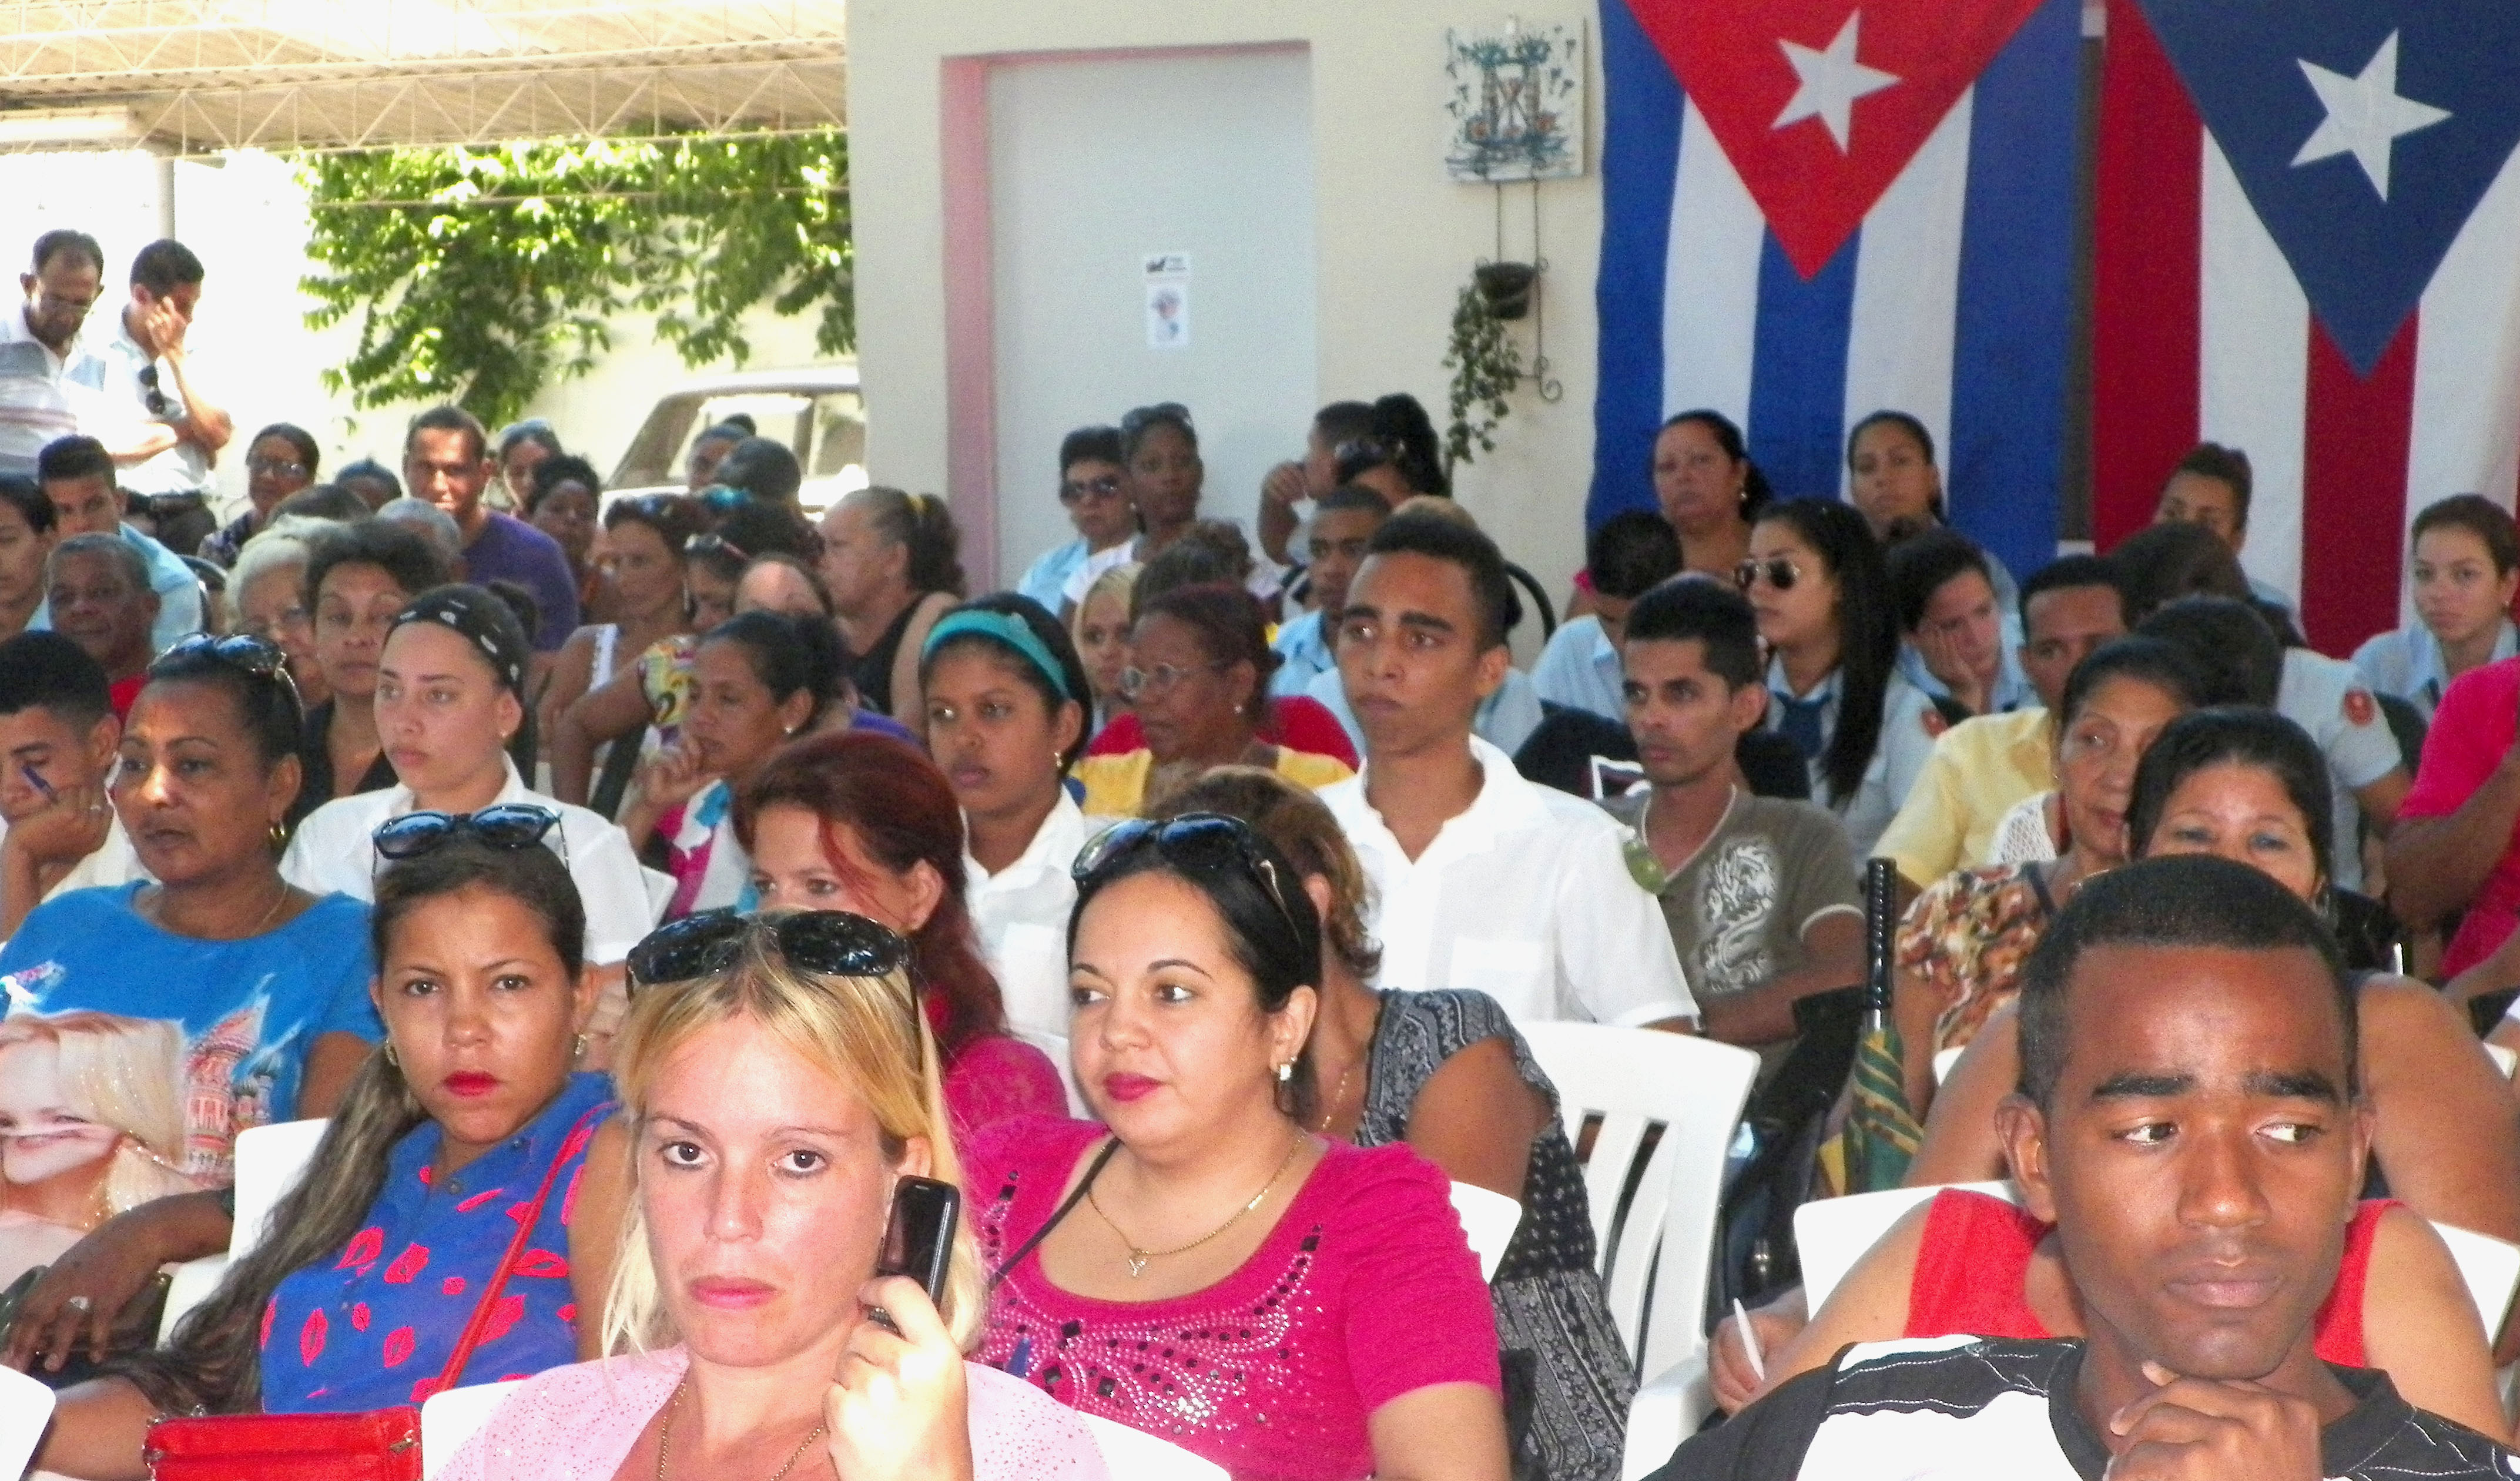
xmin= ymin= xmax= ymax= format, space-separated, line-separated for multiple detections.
xmin=921 ymin=609 xmax=1073 ymax=702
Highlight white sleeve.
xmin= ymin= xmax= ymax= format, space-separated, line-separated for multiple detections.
xmin=567 ymin=815 xmax=662 ymax=965
xmin=1554 ymin=825 xmax=1697 ymax=1026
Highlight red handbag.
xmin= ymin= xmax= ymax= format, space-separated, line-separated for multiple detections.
xmin=140 ymin=1104 xmax=608 ymax=1481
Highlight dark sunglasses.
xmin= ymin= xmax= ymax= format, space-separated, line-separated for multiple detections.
xmin=1120 ymin=402 xmax=1192 ymax=435
xmin=1073 ymin=813 xmax=1296 ymax=930
xmin=373 ymin=803 xmax=567 ymax=865
xmin=684 ymin=531 xmax=749 ymax=561
xmin=1734 ymin=557 xmax=1804 ymax=592
xmin=155 ymin=634 xmax=302 ymax=706
xmin=1060 ymin=473 xmax=1125 ymax=502
xmin=627 ymin=909 xmax=912 ymax=993
xmin=139 ymin=364 xmax=168 ymax=417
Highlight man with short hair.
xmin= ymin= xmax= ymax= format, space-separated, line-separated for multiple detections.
xmin=1603 ymin=579 xmax=1859 ymax=1060
xmin=1319 ymin=510 xmax=1697 ymax=1027
xmin=1020 ymin=424 xmax=1135 ymax=614
xmin=0 ymin=631 xmax=142 ymax=939
xmin=1271 ymin=483 xmax=1390 ymax=699
xmin=1875 ymin=555 xmax=2128 ymax=891
xmin=1533 ymin=509 xmax=1684 ymax=722
xmin=1656 ymin=854 xmax=2515 ymax=1481
xmin=26 ymin=434 xmax=200 ymax=651
xmin=83 ymin=240 xmax=231 ymax=558
xmin=43 ymin=533 xmax=158 ymax=718
xmin=403 ymin=404 xmax=576 ymax=650
xmin=0 ymin=231 xmax=104 ymax=469
xmin=2155 ymin=441 xmax=2293 ymax=618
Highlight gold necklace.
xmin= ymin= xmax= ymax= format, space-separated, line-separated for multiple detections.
xmin=1315 ymin=1061 xmax=1356 ymax=1134
xmin=654 ymin=1379 xmax=827 ymax=1481
xmin=1089 ymin=1132 xmax=1306 ymax=1277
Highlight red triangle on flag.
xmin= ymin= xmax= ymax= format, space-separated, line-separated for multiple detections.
xmin=1628 ymin=0 xmax=2050 ymax=277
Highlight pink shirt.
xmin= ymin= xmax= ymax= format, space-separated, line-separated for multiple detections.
xmin=945 ymin=1034 xmax=1070 ymax=1145
xmin=438 ymin=1345 xmax=1109 ymax=1481
xmin=2399 ymin=656 xmax=2520 ymax=974
xmin=968 ymin=1116 xmax=1501 ymax=1481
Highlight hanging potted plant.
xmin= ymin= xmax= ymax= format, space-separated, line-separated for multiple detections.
xmin=1446 ymin=270 xmax=1526 ymax=470
xmin=1473 ymin=260 xmax=1537 ymax=320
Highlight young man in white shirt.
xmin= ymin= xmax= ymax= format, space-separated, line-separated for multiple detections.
xmin=85 ymin=240 xmax=231 ymax=557
xmin=1319 ymin=510 xmax=1697 ymax=1028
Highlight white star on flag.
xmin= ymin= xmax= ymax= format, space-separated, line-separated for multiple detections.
xmin=1774 ymin=11 xmax=1901 ymax=153
xmin=2290 ymin=30 xmax=2450 ymax=202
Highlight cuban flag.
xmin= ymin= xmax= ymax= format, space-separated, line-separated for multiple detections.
xmin=2091 ymin=0 xmax=2520 ymax=655
xmin=1591 ymin=0 xmax=2085 ymax=588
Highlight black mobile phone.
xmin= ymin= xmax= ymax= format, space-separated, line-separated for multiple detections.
xmin=875 ymin=1175 xmax=961 ymax=1309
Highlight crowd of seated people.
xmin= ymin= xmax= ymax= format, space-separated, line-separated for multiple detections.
xmin=8 ymin=362 xmax=2520 ymax=1481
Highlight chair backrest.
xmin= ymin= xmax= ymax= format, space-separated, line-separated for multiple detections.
xmin=422 ymin=1378 xmax=525 ymax=1480
xmin=2431 ymin=1224 xmax=2520 ymax=1339
xmin=1016 ymin=1029 xmax=1088 ymax=1118
xmin=1513 ymin=1021 xmax=1760 ymax=1381
xmin=1449 ymin=1182 xmax=1522 ymax=1284
xmin=1077 ymin=1410 xmax=1229 ymax=1480
xmin=230 ymin=1118 xmax=332 ymax=1257
xmin=1794 ymin=1181 xmax=2015 ymax=1314
xmin=2488 ymin=1043 xmax=2518 ymax=1080
xmin=1932 ymin=1046 xmax=1966 ymax=1085
xmin=0 ymin=1362 xmax=54 ymax=1481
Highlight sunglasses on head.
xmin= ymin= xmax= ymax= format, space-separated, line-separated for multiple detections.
xmin=156 ymin=633 xmax=303 ymax=705
xmin=626 ymin=909 xmax=912 ymax=994
xmin=373 ymin=803 xmax=568 ymax=866
xmin=1734 ymin=557 xmax=1804 ymax=592
xmin=1120 ymin=403 xmax=1192 ymax=436
xmin=1073 ymin=813 xmax=1297 ymax=932
xmin=684 ymin=531 xmax=749 ymax=561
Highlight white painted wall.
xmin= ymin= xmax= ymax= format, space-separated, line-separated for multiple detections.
xmin=0 ymin=148 xmax=830 ymax=525
xmin=850 ymin=0 xmax=1603 ymax=626
xmin=987 ymin=49 xmax=1319 ymax=578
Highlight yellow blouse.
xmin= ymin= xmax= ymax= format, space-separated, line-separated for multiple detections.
xmin=1072 ymin=747 xmax=1354 ymax=819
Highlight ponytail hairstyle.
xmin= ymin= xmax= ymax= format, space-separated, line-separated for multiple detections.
xmin=1754 ymin=498 xmax=1895 ymax=804
xmin=103 ymin=839 xmax=587 ymax=1416
xmin=701 ymin=610 xmax=846 ymax=729
xmin=849 ymin=486 xmax=967 ymax=598
xmin=1661 ymin=410 xmax=1774 ymax=521
xmin=736 ymin=732 xmax=1011 ymax=1060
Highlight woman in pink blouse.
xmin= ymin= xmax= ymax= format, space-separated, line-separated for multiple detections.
xmin=969 ymin=813 xmax=1509 ymax=1481
xmin=443 ymin=909 xmax=1106 ymax=1481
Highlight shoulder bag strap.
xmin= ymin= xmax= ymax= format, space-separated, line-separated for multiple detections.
xmin=987 ymin=1136 xmax=1121 ymax=1292
xmin=432 ymin=1101 xmax=614 ymax=1392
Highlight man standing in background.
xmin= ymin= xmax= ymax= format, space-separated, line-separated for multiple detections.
xmin=85 ymin=240 xmax=230 ymax=558
xmin=0 ymin=230 xmax=105 ymax=470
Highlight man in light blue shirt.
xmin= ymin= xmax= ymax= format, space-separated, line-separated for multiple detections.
xmin=1271 ymin=484 xmax=1389 ymax=699
xmin=1533 ymin=510 xmax=1681 ymax=721
xmin=2153 ymin=440 xmax=2297 ymax=629
xmin=26 ymin=433 xmax=199 ymax=652
xmin=1016 ymin=425 xmax=1137 ymax=614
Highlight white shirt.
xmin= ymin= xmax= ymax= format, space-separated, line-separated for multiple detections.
xmin=964 ymin=793 xmax=1102 ymax=1040
xmin=0 ymin=304 xmax=92 ymax=473
xmin=279 ymin=758 xmax=665 ymax=964
xmin=1321 ymin=735 xmax=1697 ymax=1026
xmin=2274 ymin=647 xmax=2404 ymax=895
xmin=86 ymin=311 xmax=210 ymax=497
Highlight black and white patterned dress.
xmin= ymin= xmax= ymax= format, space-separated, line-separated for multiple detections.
xmin=1355 ymin=989 xmax=1637 ymax=1481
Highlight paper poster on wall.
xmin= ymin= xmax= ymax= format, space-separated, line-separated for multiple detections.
xmin=1144 ymin=252 xmax=1191 ymax=348
xmin=1445 ymin=19 xmax=1586 ymax=182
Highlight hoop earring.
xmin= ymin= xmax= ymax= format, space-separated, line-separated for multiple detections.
xmin=268 ymin=820 xmax=287 ymax=852
xmin=382 ymin=1040 xmax=400 ymax=1067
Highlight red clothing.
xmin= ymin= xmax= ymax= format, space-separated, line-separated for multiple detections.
xmin=969 ymin=1115 xmax=1500 ymax=1481
xmin=941 ymin=1033 xmax=1068 ymax=1148
xmin=1905 ymin=1188 xmax=2387 ymax=1365
xmin=2401 ymin=656 xmax=2520 ymax=975
xmin=109 ymin=672 xmax=146 ymax=721
xmin=1085 ymin=695 xmax=1359 ymax=769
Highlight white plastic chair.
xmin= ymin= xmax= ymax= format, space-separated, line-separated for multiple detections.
xmin=1510 ymin=1023 xmax=1758 ymax=1480
xmin=1932 ymin=1045 xmax=1966 ymax=1084
xmin=159 ymin=1117 xmax=332 ymax=1342
xmin=2487 ymin=1043 xmax=2518 ymax=1080
xmin=0 ymin=1362 xmax=55 ymax=1481
xmin=1016 ymin=1029 xmax=1088 ymax=1118
xmin=1449 ymin=1182 xmax=1522 ymax=1284
xmin=422 ymin=1378 xmax=525 ymax=1479
xmin=1077 ymin=1410 xmax=1228 ymax=1480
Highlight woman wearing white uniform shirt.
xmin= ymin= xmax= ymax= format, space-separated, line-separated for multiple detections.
xmin=281 ymin=585 xmax=660 ymax=1044
xmin=920 ymin=594 xmax=1099 ymax=1039
xmin=2353 ymin=494 xmax=2520 ymax=721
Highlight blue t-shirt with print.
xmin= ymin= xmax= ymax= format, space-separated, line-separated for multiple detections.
xmin=0 ymin=884 xmax=380 ymax=1179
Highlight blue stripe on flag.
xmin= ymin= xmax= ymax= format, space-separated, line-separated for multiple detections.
xmin=1948 ymin=0 xmax=2083 ymax=583
xmin=1589 ymin=0 xmax=1684 ymax=528
xmin=1747 ymin=233 xmax=1861 ymax=502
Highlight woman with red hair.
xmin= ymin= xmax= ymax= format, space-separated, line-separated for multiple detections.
xmin=738 ymin=731 xmax=1071 ymax=1142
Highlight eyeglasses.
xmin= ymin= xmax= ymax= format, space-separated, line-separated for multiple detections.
xmin=155 ymin=633 xmax=300 ymax=705
xmin=1734 ymin=557 xmax=1804 ymax=592
xmin=239 ymin=605 xmax=310 ymax=643
xmin=1117 ymin=661 xmax=1229 ymax=700
xmin=1073 ymin=813 xmax=1297 ymax=933
xmin=1061 ymin=474 xmax=1125 ymax=503
xmin=684 ymin=531 xmax=749 ymax=561
xmin=246 ymin=456 xmax=309 ymax=479
xmin=626 ymin=908 xmax=912 ymax=993
xmin=373 ymin=803 xmax=568 ymax=866
xmin=1120 ymin=403 xmax=1193 ymax=436
xmin=138 ymin=364 xmax=169 ymax=417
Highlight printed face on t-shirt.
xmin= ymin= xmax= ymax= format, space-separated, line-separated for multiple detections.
xmin=0 ymin=1038 xmax=120 ymax=1187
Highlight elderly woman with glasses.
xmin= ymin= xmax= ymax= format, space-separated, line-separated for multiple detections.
xmin=440 ymin=909 xmax=1108 ymax=1481
xmin=1067 ymin=583 xmax=1351 ymax=818
xmin=969 ymin=813 xmax=1509 ymax=1480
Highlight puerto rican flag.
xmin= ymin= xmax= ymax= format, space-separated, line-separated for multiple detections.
xmin=2092 ymin=0 xmax=2520 ymax=655
xmin=1591 ymin=0 xmax=2084 ymax=589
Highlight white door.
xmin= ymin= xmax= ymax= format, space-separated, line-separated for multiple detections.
xmin=988 ymin=46 xmax=1320 ymax=592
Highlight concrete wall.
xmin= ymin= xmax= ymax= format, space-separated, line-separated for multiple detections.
xmin=849 ymin=0 xmax=1605 ymax=614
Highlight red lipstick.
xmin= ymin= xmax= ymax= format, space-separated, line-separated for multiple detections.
xmin=441 ymin=1072 xmax=500 ymax=1098
xmin=1102 ymin=1073 xmax=1158 ymax=1104
xmin=690 ymin=1276 xmax=778 ymax=1309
